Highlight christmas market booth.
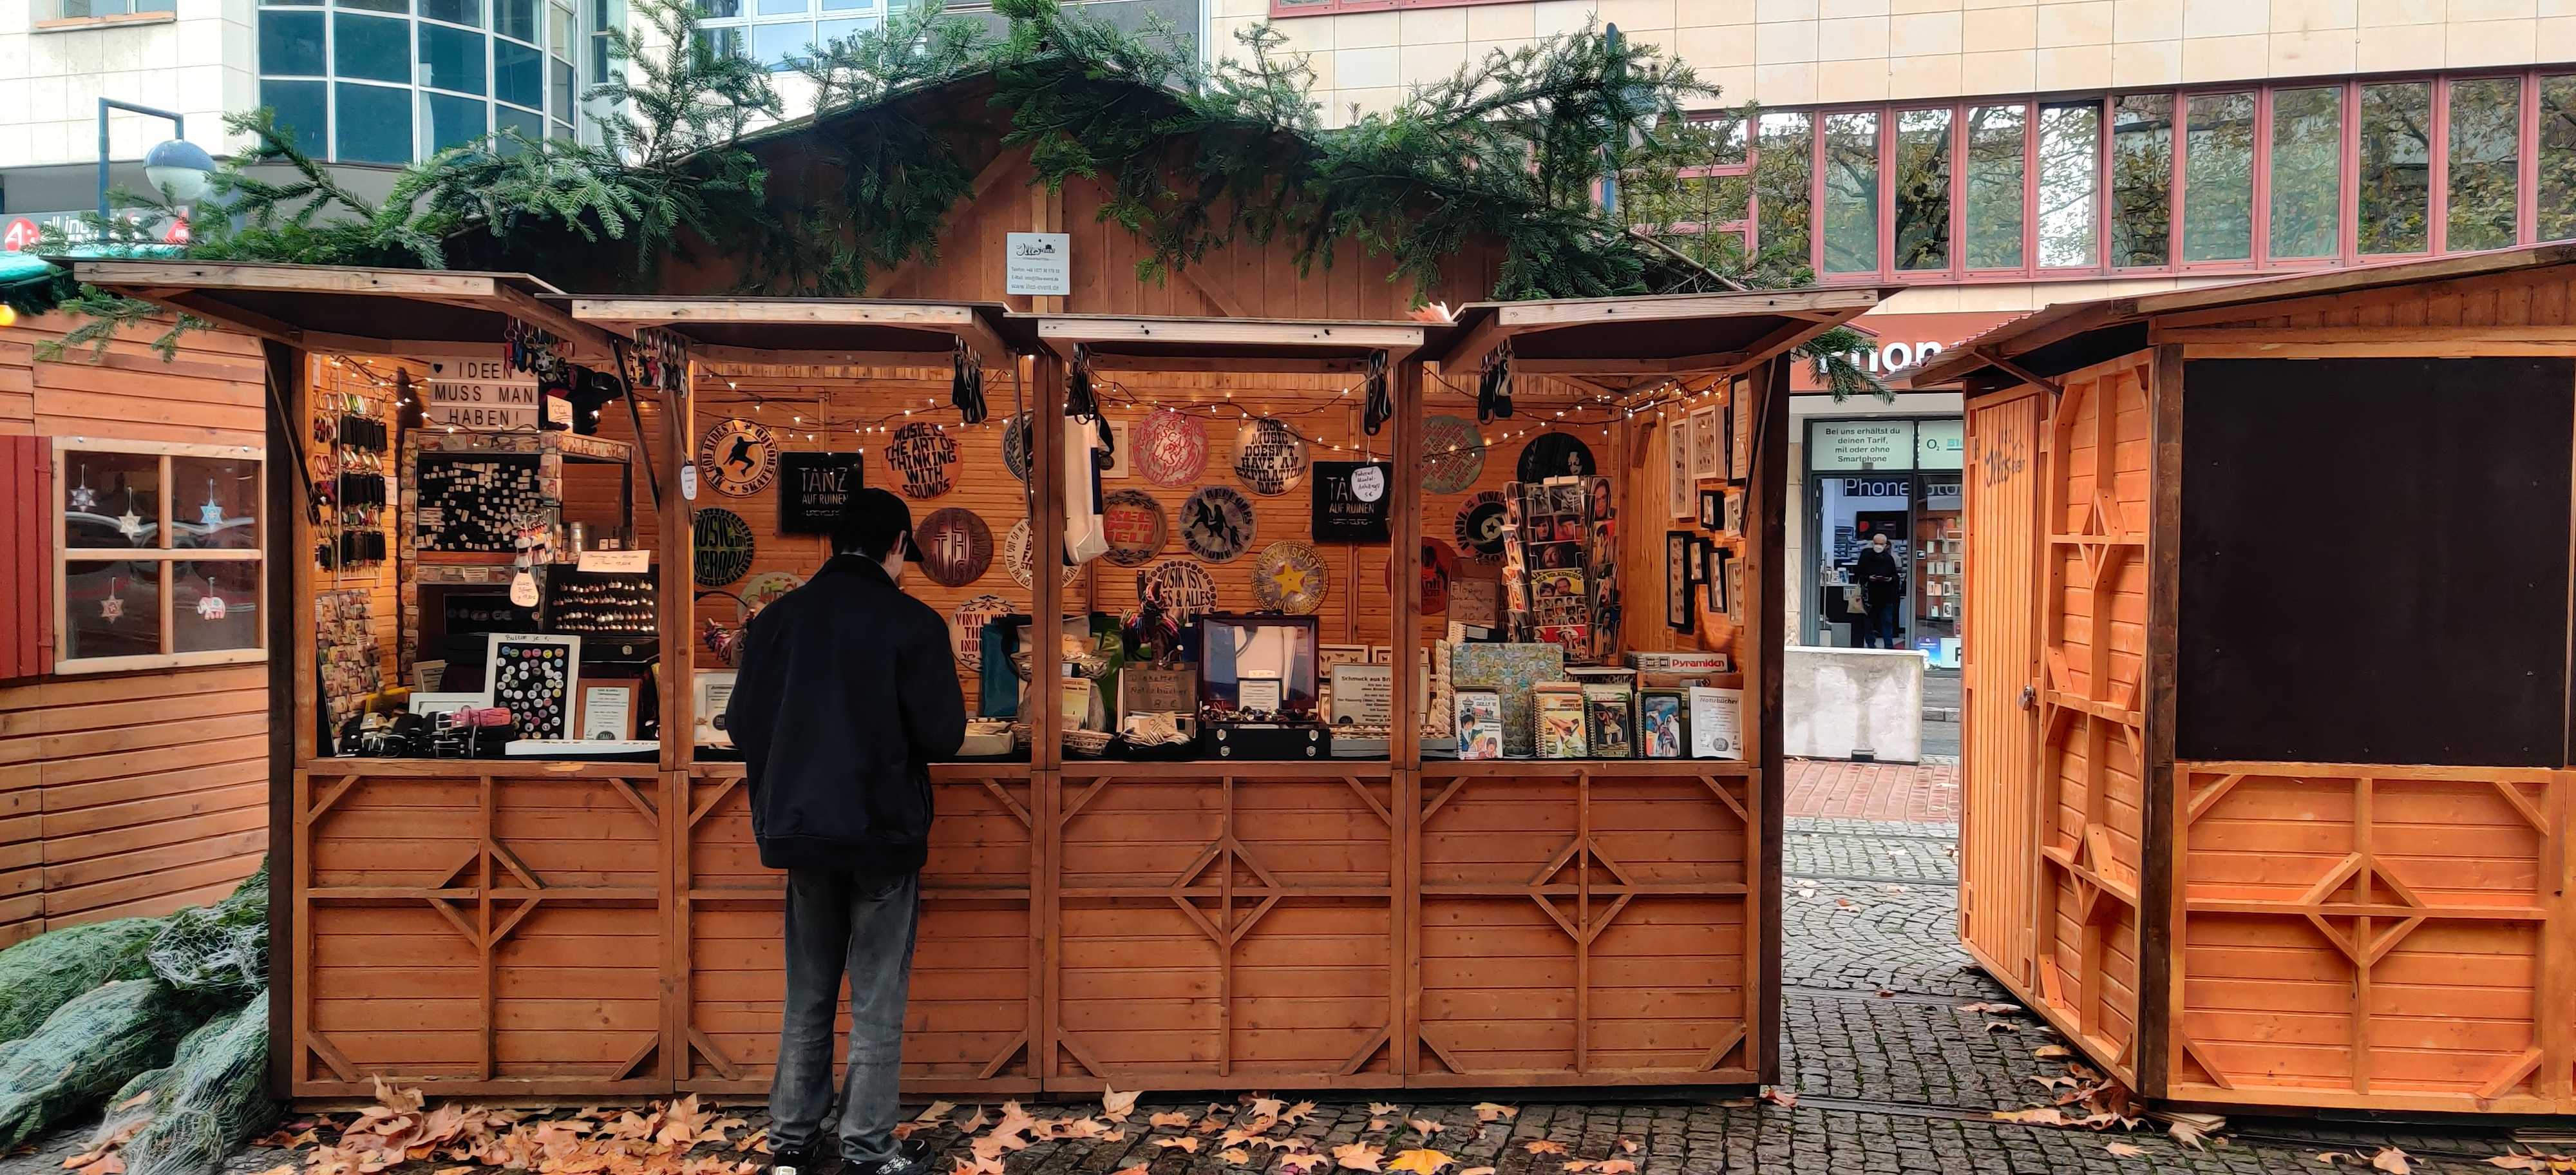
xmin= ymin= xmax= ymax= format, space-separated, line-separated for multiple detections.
xmin=79 ymin=256 xmax=1875 ymax=1102
xmin=1916 ymin=245 xmax=2576 ymax=1117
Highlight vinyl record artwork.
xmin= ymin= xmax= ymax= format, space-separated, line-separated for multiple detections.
xmin=1180 ymin=485 xmax=1257 ymax=562
xmin=1252 ymin=541 xmax=1329 ymax=615
xmin=1233 ymin=417 xmax=1311 ymax=495
xmin=697 ymin=419 xmax=779 ymax=497
xmin=739 ymin=571 xmax=802 ymax=612
xmin=692 ymin=508 xmax=755 ymax=587
xmin=1517 ymin=431 xmax=1596 ymax=483
xmin=949 ymin=594 xmax=1012 ymax=670
xmin=1139 ymin=559 xmax=1220 ymax=622
xmin=1001 ymin=412 xmax=1035 ymax=482
xmin=914 ymin=507 xmax=995 ymax=587
xmin=884 ymin=421 xmax=960 ymax=499
xmin=1134 ymin=408 xmax=1210 ymax=487
xmin=1004 ymin=518 xmax=1083 ymax=588
xmin=1454 ymin=490 xmax=1510 ymax=562
xmin=1420 ymin=415 xmax=1488 ymax=495
xmin=1101 ymin=488 xmax=1168 ymax=567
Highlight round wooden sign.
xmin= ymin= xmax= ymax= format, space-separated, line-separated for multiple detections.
xmin=697 ymin=419 xmax=779 ymax=496
xmin=1138 ymin=559 xmax=1219 ymax=623
xmin=1101 ymin=488 xmax=1168 ymax=568
xmin=1454 ymin=490 xmax=1510 ymax=563
xmin=1517 ymin=431 xmax=1597 ymax=483
xmin=949 ymin=593 xmax=1011 ymax=669
xmin=692 ymin=508 xmax=755 ymax=587
xmin=1232 ymin=417 xmax=1309 ymax=496
xmin=741 ymin=570 xmax=802 ymax=611
xmin=1005 ymin=518 xmax=1083 ymax=588
xmin=1134 ymin=408 xmax=1209 ymax=487
xmin=1252 ymin=541 xmax=1329 ymax=615
xmin=915 ymin=507 xmax=994 ymax=588
xmin=1180 ymin=485 xmax=1257 ymax=562
xmin=884 ymin=422 xmax=960 ymax=499
xmin=1421 ymin=414 xmax=1488 ymax=495
xmin=1001 ymin=412 xmax=1034 ymax=483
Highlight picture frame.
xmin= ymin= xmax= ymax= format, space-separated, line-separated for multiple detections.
xmin=1697 ymin=488 xmax=1723 ymax=530
xmin=1689 ymin=404 xmax=1721 ymax=479
xmin=1454 ymin=689 xmax=1504 ymax=760
xmin=694 ymin=669 xmax=738 ymax=748
xmin=1638 ymin=689 xmax=1689 ymax=759
xmin=1728 ymin=376 xmax=1754 ymax=483
xmin=1707 ymin=546 xmax=1731 ymax=616
xmin=1689 ymin=535 xmax=1711 ymax=584
xmin=484 ymin=632 xmax=580 ymax=741
xmin=580 ymin=678 xmax=639 ymax=740
xmin=1667 ymin=416 xmax=1693 ymax=520
xmin=1583 ymin=687 xmax=1636 ymax=759
xmin=1722 ymin=487 xmax=1744 ymax=535
xmin=1664 ymin=530 xmax=1696 ymax=633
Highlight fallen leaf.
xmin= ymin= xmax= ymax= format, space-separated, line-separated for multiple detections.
xmin=1102 ymin=1087 xmax=1140 ymax=1123
xmin=111 ymin=1091 xmax=152 ymax=1112
xmin=1993 ymin=1109 xmax=2067 ymax=1126
xmin=1278 ymin=1155 xmax=1327 ymax=1175
xmin=431 ymin=1168 xmax=475 ymax=1175
xmin=1245 ymin=1096 xmax=1285 ymax=1120
xmin=1472 ymin=1103 xmax=1517 ymax=1123
xmin=1987 ymin=1022 xmax=2018 ymax=1033
xmin=1886 ymin=884 xmax=1911 ymax=895
xmin=1796 ymin=886 xmax=1817 ymax=898
xmin=2168 ymin=1120 xmax=2211 ymax=1151
xmin=1334 ymin=1143 xmax=1388 ymax=1172
xmin=2372 ymin=1147 xmax=2413 ymax=1174
xmin=952 ymin=1109 xmax=989 ymax=1134
xmin=1461 ymin=1169 xmax=1496 ymax=1175
xmin=1150 ymin=1111 xmax=1193 ymax=1130
xmin=1369 ymin=1103 xmax=1402 ymax=1116
xmin=1616 ymin=1140 xmax=1639 ymax=1154
xmin=1369 ymin=1119 xmax=1390 ymax=1132
xmin=1877 ymin=989 xmax=1897 ymax=998
xmin=1152 ymin=1137 xmax=1199 ymax=1153
xmin=890 ymin=1123 xmax=925 ymax=1142
xmin=1408 ymin=1118 xmax=1446 ymax=1137
xmin=914 ymin=1101 xmax=956 ymax=1125
xmin=1112 ymin=1167 xmax=1151 ymax=1175
xmin=1220 ymin=1149 xmax=1251 ymax=1164
xmin=2106 ymin=1142 xmax=2145 ymax=1159
xmin=1388 ymin=1149 xmax=1454 ymax=1174
xmin=1524 ymin=1141 xmax=1569 ymax=1156
xmin=2034 ymin=1045 xmax=2072 ymax=1060
xmin=1284 ymin=1102 xmax=1316 ymax=1123
xmin=1960 ymin=1002 xmax=2022 ymax=1015
xmin=1759 ymin=1089 xmax=1797 ymax=1108
xmin=950 ymin=1158 xmax=1004 ymax=1175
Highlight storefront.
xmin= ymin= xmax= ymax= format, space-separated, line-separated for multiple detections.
xmin=1799 ymin=416 xmax=1964 ymax=664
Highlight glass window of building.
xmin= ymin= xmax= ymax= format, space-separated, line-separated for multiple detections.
xmin=2447 ymin=77 xmax=2521 ymax=251
xmin=1822 ymin=111 xmax=1880 ymax=274
xmin=695 ymin=0 xmax=896 ymax=70
xmin=2358 ymin=81 xmax=2433 ymax=254
xmin=2268 ymin=86 xmax=2341 ymax=260
xmin=2036 ymin=100 xmax=2099 ymax=268
xmin=258 ymin=0 xmax=588 ymax=163
xmin=2109 ymin=94 xmax=2173 ymax=267
xmin=58 ymin=0 xmax=175 ymax=19
xmin=2181 ymin=91 xmax=2254 ymax=262
xmin=1893 ymin=108 xmax=1951 ymax=272
xmin=1754 ymin=112 xmax=1813 ymax=273
xmin=1963 ymin=104 xmax=2025 ymax=270
xmin=2544 ymin=77 xmax=2576 ymax=242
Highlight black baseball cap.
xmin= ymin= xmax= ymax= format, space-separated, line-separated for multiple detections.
xmin=832 ymin=486 xmax=917 ymax=562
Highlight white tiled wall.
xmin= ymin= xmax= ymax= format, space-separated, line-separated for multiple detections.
xmin=1 ymin=0 xmax=256 ymax=170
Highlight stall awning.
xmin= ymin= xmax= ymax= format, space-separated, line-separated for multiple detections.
xmin=1022 ymin=313 xmax=1427 ymax=373
xmin=71 ymin=259 xmax=612 ymax=359
xmin=1910 ymin=242 xmax=2576 ymax=393
xmin=1435 ymin=287 xmax=1883 ymax=380
xmin=569 ymin=296 xmax=1015 ymax=368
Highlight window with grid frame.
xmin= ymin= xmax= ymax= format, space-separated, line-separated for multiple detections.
xmin=53 ymin=439 xmax=267 ymax=674
xmin=693 ymin=0 xmax=914 ymax=72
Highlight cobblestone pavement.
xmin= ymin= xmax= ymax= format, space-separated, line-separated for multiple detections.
xmin=0 ymin=812 xmax=2544 ymax=1175
xmin=1782 ymin=759 xmax=1959 ymax=823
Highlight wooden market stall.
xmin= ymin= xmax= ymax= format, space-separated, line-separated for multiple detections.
xmin=78 ymin=255 xmax=1875 ymax=1102
xmin=1915 ymin=244 xmax=2576 ymax=1117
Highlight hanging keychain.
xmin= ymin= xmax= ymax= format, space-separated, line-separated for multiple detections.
xmin=951 ymin=336 xmax=988 ymax=424
xmin=1361 ymin=349 xmax=1391 ymax=436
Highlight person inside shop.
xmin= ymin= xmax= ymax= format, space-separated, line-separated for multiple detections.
xmin=726 ymin=487 xmax=967 ymax=1175
xmin=1855 ymin=530 xmax=1906 ymax=650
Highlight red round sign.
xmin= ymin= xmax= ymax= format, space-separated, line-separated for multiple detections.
xmin=2 ymin=219 xmax=39 ymax=253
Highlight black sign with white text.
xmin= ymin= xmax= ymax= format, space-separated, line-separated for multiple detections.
xmin=779 ymin=452 xmax=866 ymax=534
xmin=1310 ymin=461 xmax=1392 ymax=543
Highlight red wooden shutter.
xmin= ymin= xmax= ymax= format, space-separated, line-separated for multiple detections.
xmin=0 ymin=437 xmax=51 ymax=680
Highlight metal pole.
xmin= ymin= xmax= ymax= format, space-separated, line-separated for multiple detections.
xmin=97 ymin=98 xmax=186 ymax=218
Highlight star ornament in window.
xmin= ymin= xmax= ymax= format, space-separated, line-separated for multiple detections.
xmin=99 ymin=596 xmax=124 ymax=623
xmin=115 ymin=511 xmax=144 ymax=540
xmin=200 ymin=500 xmax=226 ymax=528
xmin=69 ymin=486 xmax=95 ymax=511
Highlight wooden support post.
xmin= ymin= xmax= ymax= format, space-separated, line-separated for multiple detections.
xmin=2140 ymin=342 xmax=2184 ymax=1098
xmin=1392 ymin=359 xmax=1424 ymax=767
xmin=663 ymin=360 xmax=697 ymax=770
xmin=1752 ymin=356 xmax=1790 ymax=1085
xmin=1031 ymin=352 xmax=1066 ymax=772
xmin=263 ymin=339 xmax=307 ymax=1098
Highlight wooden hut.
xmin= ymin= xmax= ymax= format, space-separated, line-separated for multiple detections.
xmin=77 ymin=248 xmax=1873 ymax=1098
xmin=0 ymin=312 xmax=277 ymax=946
xmin=1915 ymin=245 xmax=2576 ymax=1116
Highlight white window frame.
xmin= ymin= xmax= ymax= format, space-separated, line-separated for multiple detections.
xmin=52 ymin=438 xmax=268 ymax=676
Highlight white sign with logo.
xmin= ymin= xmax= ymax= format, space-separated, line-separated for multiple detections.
xmin=1810 ymin=419 xmax=1917 ymax=471
xmin=1005 ymin=232 xmax=1071 ymax=296
xmin=1917 ymin=419 xmax=1965 ymax=471
xmin=424 ymin=356 xmax=541 ymax=431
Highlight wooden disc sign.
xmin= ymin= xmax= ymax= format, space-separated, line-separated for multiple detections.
xmin=1233 ymin=417 xmax=1309 ymax=495
xmin=914 ymin=507 xmax=994 ymax=588
xmin=885 ymin=422 xmax=959 ymax=499
xmin=1101 ymin=488 xmax=1168 ymax=567
xmin=697 ymin=419 xmax=778 ymax=496
xmin=1134 ymin=409 xmax=1208 ymax=487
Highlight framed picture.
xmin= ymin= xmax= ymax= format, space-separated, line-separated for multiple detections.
xmin=1638 ymin=689 xmax=1689 ymax=759
xmin=1584 ymin=687 xmax=1636 ymax=759
xmin=1723 ymin=487 xmax=1745 ymax=535
xmin=1689 ymin=405 xmax=1721 ymax=479
xmin=1107 ymin=420 xmax=1131 ymax=479
xmin=1697 ymin=488 xmax=1723 ymax=530
xmin=1667 ymin=416 xmax=1693 ymax=519
xmin=580 ymin=679 xmax=639 ymax=740
xmin=484 ymin=633 xmax=580 ymax=740
xmin=1707 ymin=546 xmax=1731 ymax=615
xmin=1729 ymin=376 xmax=1754 ymax=482
xmin=1664 ymin=530 xmax=1696 ymax=633
xmin=1689 ymin=535 xmax=1710 ymax=584
xmin=694 ymin=669 xmax=737 ymax=748
xmin=1455 ymin=689 xmax=1504 ymax=760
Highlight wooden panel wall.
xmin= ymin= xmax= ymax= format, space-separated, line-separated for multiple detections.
xmin=1958 ymin=388 xmax=2045 ymax=995
xmin=2169 ymin=763 xmax=2575 ymax=1115
xmin=0 ymin=314 xmax=264 ymax=445
xmin=0 ymin=437 xmax=52 ymax=680
xmin=308 ymin=357 xmax=410 ymax=689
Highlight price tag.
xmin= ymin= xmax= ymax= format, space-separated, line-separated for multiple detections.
xmin=509 ymin=571 xmax=540 ymax=607
xmin=578 ymin=549 xmax=652 ymax=573
xmin=1350 ymin=464 xmax=1386 ymax=502
xmin=681 ymin=464 xmax=699 ymax=501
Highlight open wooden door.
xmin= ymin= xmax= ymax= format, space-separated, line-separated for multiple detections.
xmin=1958 ymin=387 xmax=2045 ymax=990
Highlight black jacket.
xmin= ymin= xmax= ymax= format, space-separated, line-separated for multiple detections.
xmin=725 ymin=553 xmax=967 ymax=873
xmin=1855 ymin=545 xmax=1905 ymax=609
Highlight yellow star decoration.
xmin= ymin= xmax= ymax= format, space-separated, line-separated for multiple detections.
xmin=1269 ymin=563 xmax=1312 ymax=598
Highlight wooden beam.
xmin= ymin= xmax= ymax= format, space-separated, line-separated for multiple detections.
xmin=572 ymin=298 xmax=977 ymax=327
xmin=1514 ymin=350 xmax=1751 ymax=376
xmin=692 ymin=345 xmax=960 ymax=369
xmin=155 ymin=292 xmax=305 ymax=347
xmin=1491 ymin=287 xmax=1880 ymax=329
xmin=1036 ymin=317 xmax=1424 ymax=351
xmin=1976 ymin=347 xmax=2065 ymax=396
xmin=77 ymin=260 xmax=505 ymax=298
xmin=1432 ymin=310 xmax=1516 ymax=371
xmin=1079 ymin=353 xmax=1368 ymax=374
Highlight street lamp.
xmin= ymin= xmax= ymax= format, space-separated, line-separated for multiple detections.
xmin=144 ymin=138 xmax=216 ymax=206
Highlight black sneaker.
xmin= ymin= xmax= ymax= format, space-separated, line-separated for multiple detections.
xmin=765 ymin=1148 xmax=828 ymax=1175
xmin=847 ymin=1157 xmax=927 ymax=1175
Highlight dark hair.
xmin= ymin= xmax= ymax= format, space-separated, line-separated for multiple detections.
xmin=832 ymin=487 xmax=916 ymax=561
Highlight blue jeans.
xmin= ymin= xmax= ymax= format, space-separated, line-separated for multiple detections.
xmin=1863 ymin=599 xmax=1903 ymax=649
xmin=770 ymin=868 xmax=920 ymax=1166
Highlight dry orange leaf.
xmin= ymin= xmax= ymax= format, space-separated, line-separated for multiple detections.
xmin=1101 ymin=1087 xmax=1139 ymax=1123
xmin=1616 ymin=1139 xmax=1639 ymax=1154
xmin=1470 ymin=1103 xmax=1516 ymax=1123
xmin=2034 ymin=1045 xmax=2073 ymax=1060
xmin=1368 ymin=1119 xmax=1390 ymax=1132
xmin=1276 ymin=1155 xmax=1327 ymax=1175
xmin=1283 ymin=1102 xmax=1317 ymax=1123
xmin=1112 ymin=1167 xmax=1151 ymax=1175
xmin=1368 ymin=1103 xmax=1402 ymax=1116
xmin=1388 ymin=1149 xmax=1454 ymax=1174
xmin=1759 ymin=1090 xmax=1798 ymax=1108
xmin=890 ymin=1123 xmax=924 ymax=1142
xmin=1333 ymin=1142 xmax=1388 ymax=1172
xmin=1245 ymin=1096 xmax=1285 ymax=1120
xmin=1594 ymin=1161 xmax=1639 ymax=1174
xmin=1151 ymin=1137 xmax=1199 ymax=1154
xmin=2372 ymin=1148 xmax=2414 ymax=1174
xmin=914 ymin=1102 xmax=956 ymax=1125
xmin=1461 ymin=1169 xmax=1497 ymax=1175
xmin=1219 ymin=1149 xmax=1251 ymax=1164
xmin=2105 ymin=1142 xmax=2146 ymax=1159
xmin=431 ymin=1167 xmax=476 ymax=1175
xmin=1149 ymin=1112 xmax=1193 ymax=1130
xmin=1524 ymin=1140 xmax=1570 ymax=1156
xmin=1407 ymin=1118 xmax=1446 ymax=1137
xmin=952 ymin=1109 xmax=989 ymax=1134
xmin=1993 ymin=1108 xmax=2067 ymax=1126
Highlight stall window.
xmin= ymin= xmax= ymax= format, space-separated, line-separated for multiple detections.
xmin=1822 ymin=111 xmax=1881 ymax=274
xmin=2268 ymin=86 xmax=2342 ymax=260
xmin=2358 ymin=81 xmax=2434 ymax=254
xmin=2109 ymin=94 xmax=2174 ymax=267
xmin=54 ymin=442 xmax=265 ymax=674
xmin=2182 ymin=91 xmax=2255 ymax=263
xmin=2037 ymin=100 xmax=2101 ymax=268
xmin=1963 ymin=104 xmax=2027 ymax=270
xmin=1893 ymin=108 xmax=1951 ymax=272
xmin=2447 ymin=77 xmax=2521 ymax=251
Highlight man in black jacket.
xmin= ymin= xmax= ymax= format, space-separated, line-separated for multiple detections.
xmin=1853 ymin=530 xmax=1906 ymax=650
xmin=726 ymin=488 xmax=967 ymax=1175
